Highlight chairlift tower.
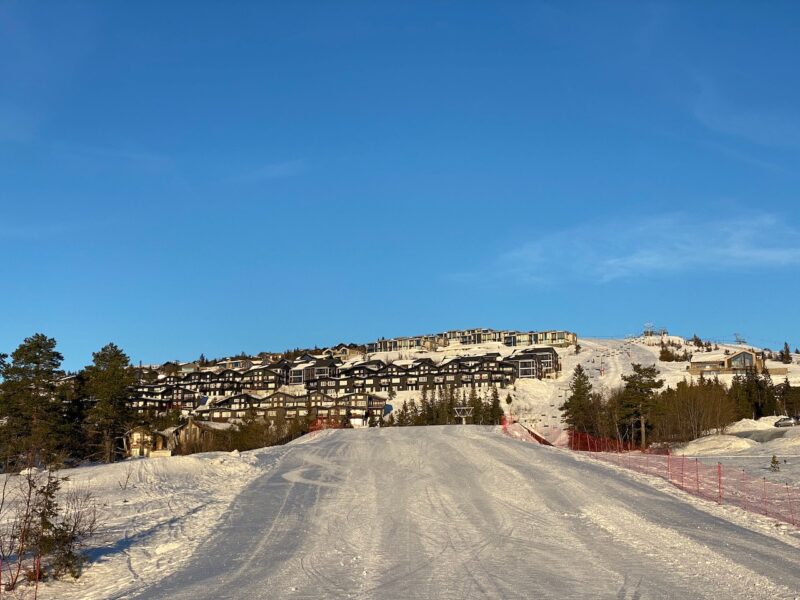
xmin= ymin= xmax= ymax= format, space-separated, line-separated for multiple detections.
xmin=453 ymin=405 xmax=474 ymax=425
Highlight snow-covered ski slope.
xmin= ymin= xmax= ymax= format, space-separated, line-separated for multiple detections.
xmin=388 ymin=336 xmax=800 ymax=444
xmin=509 ymin=338 xmax=667 ymax=444
xmin=121 ymin=427 xmax=800 ymax=600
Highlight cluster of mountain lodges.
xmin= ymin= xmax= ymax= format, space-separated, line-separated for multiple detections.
xmin=127 ymin=328 xmax=576 ymax=425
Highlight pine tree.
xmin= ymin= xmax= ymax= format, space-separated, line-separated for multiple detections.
xmin=85 ymin=344 xmax=136 ymax=463
xmin=659 ymin=344 xmax=676 ymax=362
xmin=620 ymin=363 xmax=664 ymax=449
xmin=0 ymin=334 xmax=66 ymax=468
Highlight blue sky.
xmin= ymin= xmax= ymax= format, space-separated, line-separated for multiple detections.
xmin=2 ymin=1 xmax=799 ymax=370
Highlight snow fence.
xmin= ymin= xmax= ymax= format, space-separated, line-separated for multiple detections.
xmin=591 ymin=451 xmax=800 ymax=527
xmin=509 ymin=428 xmax=800 ymax=528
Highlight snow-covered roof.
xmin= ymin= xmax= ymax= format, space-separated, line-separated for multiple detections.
xmin=689 ymin=350 xmax=750 ymax=364
xmin=195 ymin=420 xmax=235 ymax=431
xmin=392 ymin=360 xmax=415 ymax=367
xmin=291 ymin=361 xmax=315 ymax=371
xmin=338 ymin=358 xmax=366 ymax=369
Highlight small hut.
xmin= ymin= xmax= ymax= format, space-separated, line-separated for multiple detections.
xmin=124 ymin=426 xmax=172 ymax=458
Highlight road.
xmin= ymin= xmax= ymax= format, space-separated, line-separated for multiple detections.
xmin=126 ymin=426 xmax=800 ymax=599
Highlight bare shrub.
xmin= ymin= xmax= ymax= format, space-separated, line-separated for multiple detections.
xmin=118 ymin=461 xmax=135 ymax=491
xmin=0 ymin=467 xmax=98 ymax=592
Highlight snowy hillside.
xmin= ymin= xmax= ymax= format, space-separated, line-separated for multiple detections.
xmin=376 ymin=336 xmax=800 ymax=444
xmin=38 ymin=443 xmax=296 ymax=600
xmin=51 ymin=427 xmax=800 ymax=599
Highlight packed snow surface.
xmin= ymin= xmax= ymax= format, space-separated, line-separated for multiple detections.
xmin=83 ymin=427 xmax=800 ymax=600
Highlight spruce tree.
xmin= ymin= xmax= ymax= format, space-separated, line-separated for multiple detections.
xmin=782 ymin=378 xmax=800 ymax=416
xmin=58 ymin=371 xmax=90 ymax=461
xmin=408 ymin=399 xmax=420 ymax=426
xmin=560 ymin=365 xmax=594 ymax=434
xmin=468 ymin=387 xmax=483 ymax=424
xmin=397 ymin=401 xmax=409 ymax=426
xmin=420 ymin=388 xmax=434 ymax=425
xmin=85 ymin=343 xmax=136 ymax=463
xmin=489 ymin=386 xmax=502 ymax=424
xmin=759 ymin=367 xmax=777 ymax=416
xmin=435 ymin=386 xmax=447 ymax=425
xmin=782 ymin=342 xmax=793 ymax=364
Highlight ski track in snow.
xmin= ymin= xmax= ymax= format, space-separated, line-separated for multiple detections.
xmin=112 ymin=427 xmax=800 ymax=600
xmin=39 ymin=446 xmax=292 ymax=600
xmin=37 ymin=337 xmax=800 ymax=599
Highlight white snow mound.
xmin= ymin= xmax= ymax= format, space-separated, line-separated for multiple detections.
xmin=679 ymin=435 xmax=759 ymax=456
xmin=726 ymin=417 xmax=781 ymax=433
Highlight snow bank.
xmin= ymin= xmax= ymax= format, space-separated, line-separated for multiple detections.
xmin=41 ymin=444 xmax=292 ymax=600
xmin=676 ymin=417 xmax=800 ymax=486
xmin=767 ymin=427 xmax=800 ymax=453
xmin=679 ymin=435 xmax=759 ymax=456
xmin=726 ymin=417 xmax=781 ymax=433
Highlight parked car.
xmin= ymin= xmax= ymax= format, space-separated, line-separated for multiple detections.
xmin=774 ymin=417 xmax=797 ymax=427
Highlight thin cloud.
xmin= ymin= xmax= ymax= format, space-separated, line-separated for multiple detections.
xmin=472 ymin=213 xmax=800 ymax=286
xmin=236 ymin=159 xmax=307 ymax=182
xmin=46 ymin=140 xmax=171 ymax=167
xmin=692 ymin=81 xmax=800 ymax=149
xmin=704 ymin=141 xmax=789 ymax=175
xmin=0 ymin=105 xmax=170 ymax=168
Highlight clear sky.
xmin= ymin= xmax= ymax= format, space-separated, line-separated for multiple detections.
xmin=2 ymin=1 xmax=799 ymax=370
